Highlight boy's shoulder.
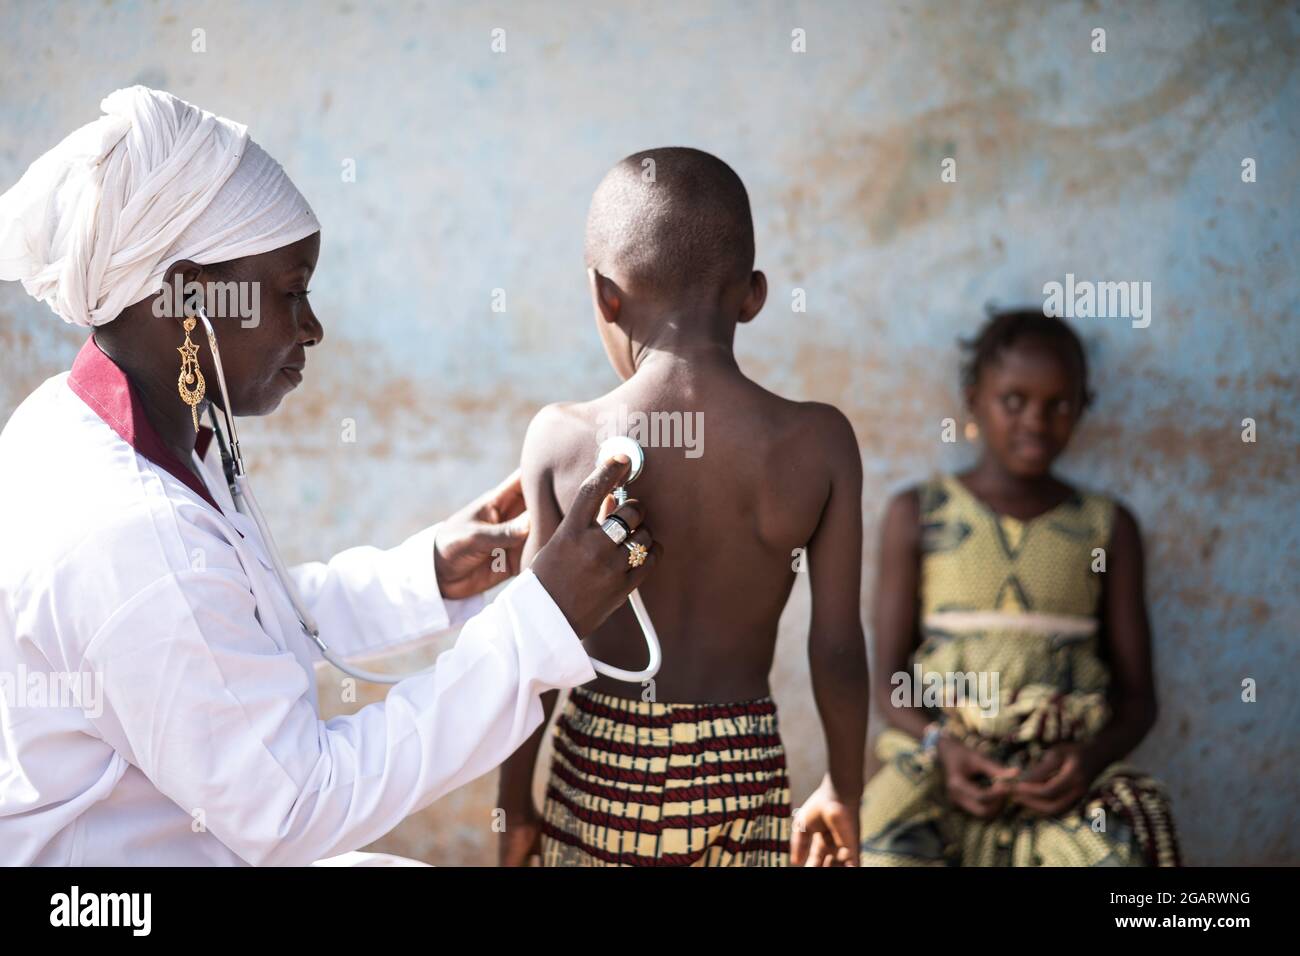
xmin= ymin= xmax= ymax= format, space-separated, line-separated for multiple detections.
xmin=521 ymin=400 xmax=599 ymax=475
xmin=737 ymin=372 xmax=858 ymax=445
xmin=525 ymin=399 xmax=594 ymax=435
xmin=523 ymin=386 xmax=861 ymax=484
xmin=776 ymin=397 xmax=861 ymax=475
xmin=792 ymin=398 xmax=858 ymax=445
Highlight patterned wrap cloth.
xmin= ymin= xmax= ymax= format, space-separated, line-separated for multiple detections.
xmin=541 ymin=687 xmax=792 ymax=866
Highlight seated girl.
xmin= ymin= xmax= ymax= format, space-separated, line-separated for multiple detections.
xmin=859 ymin=309 xmax=1180 ymax=867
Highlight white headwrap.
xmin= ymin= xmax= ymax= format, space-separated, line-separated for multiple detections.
xmin=0 ymin=86 xmax=320 ymax=327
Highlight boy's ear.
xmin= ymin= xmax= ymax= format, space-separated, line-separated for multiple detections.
xmin=588 ymin=267 xmax=622 ymax=324
xmin=736 ymin=270 xmax=767 ymax=324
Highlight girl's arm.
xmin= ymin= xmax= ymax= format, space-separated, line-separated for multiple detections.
xmin=1082 ymin=503 xmax=1159 ymax=773
xmin=1013 ymin=503 xmax=1159 ymax=815
xmin=871 ymin=489 xmax=931 ymax=739
xmin=875 ymin=487 xmax=1016 ymax=821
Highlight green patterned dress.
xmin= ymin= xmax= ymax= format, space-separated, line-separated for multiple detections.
xmin=859 ymin=475 xmax=1180 ymax=866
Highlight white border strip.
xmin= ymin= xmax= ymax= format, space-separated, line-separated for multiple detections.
xmin=923 ymin=611 xmax=1098 ymax=636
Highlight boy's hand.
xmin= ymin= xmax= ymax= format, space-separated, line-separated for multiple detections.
xmin=936 ymin=736 xmax=1018 ymax=820
xmin=791 ymin=775 xmax=859 ymax=866
xmin=498 ymin=805 xmax=543 ymax=867
xmin=530 ymin=455 xmax=662 ymax=637
xmin=434 ymin=469 xmax=531 ymax=599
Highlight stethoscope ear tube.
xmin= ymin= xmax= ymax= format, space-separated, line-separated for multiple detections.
xmin=238 ymin=472 xmax=437 ymax=683
xmin=199 ymin=307 xmax=431 ymax=685
xmin=194 ymin=308 xmax=242 ymax=478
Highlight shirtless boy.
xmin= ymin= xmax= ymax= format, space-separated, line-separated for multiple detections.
xmin=497 ymin=147 xmax=868 ymax=866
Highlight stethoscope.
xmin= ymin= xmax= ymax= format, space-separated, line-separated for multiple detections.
xmin=195 ymin=307 xmax=662 ymax=686
xmin=586 ymin=435 xmax=661 ymax=684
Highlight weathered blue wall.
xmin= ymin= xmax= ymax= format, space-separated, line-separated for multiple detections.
xmin=1 ymin=0 xmax=1296 ymax=864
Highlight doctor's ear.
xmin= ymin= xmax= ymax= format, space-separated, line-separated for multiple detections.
xmin=153 ymin=259 xmax=207 ymax=323
xmin=588 ymin=267 xmax=623 ymax=324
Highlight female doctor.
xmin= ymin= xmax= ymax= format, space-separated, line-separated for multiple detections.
xmin=0 ymin=87 xmax=659 ymax=866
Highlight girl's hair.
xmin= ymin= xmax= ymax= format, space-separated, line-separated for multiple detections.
xmin=960 ymin=307 xmax=1094 ymax=410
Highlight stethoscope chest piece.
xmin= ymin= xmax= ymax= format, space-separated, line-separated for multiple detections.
xmin=597 ymin=435 xmax=645 ymax=486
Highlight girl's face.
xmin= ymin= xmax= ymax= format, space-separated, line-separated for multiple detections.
xmin=968 ymin=338 xmax=1084 ymax=478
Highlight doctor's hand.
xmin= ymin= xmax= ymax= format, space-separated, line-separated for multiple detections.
xmin=530 ymin=454 xmax=662 ymax=638
xmin=434 ymin=469 xmax=531 ymax=600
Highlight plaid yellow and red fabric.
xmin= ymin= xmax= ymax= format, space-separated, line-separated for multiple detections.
xmin=540 ymin=687 xmax=792 ymax=866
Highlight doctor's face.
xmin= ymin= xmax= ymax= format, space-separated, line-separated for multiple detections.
xmin=197 ymin=231 xmax=323 ymax=416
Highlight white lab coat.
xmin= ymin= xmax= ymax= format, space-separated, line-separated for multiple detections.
xmin=0 ymin=342 xmax=594 ymax=866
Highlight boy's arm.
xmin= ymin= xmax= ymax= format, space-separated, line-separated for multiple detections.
xmin=804 ymin=405 xmax=869 ymax=805
xmin=495 ymin=406 xmax=568 ymax=864
xmin=794 ymin=405 xmax=868 ymax=865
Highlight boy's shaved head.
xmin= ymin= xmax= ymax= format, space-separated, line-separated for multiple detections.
xmin=585 ymin=147 xmax=755 ymax=302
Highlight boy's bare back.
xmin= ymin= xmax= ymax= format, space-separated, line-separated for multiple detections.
xmin=522 ymin=364 xmax=859 ymax=702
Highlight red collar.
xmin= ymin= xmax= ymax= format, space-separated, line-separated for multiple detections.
xmin=67 ymin=335 xmax=223 ymax=514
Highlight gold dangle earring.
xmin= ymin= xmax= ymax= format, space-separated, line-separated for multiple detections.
xmin=177 ymin=316 xmax=206 ymax=431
